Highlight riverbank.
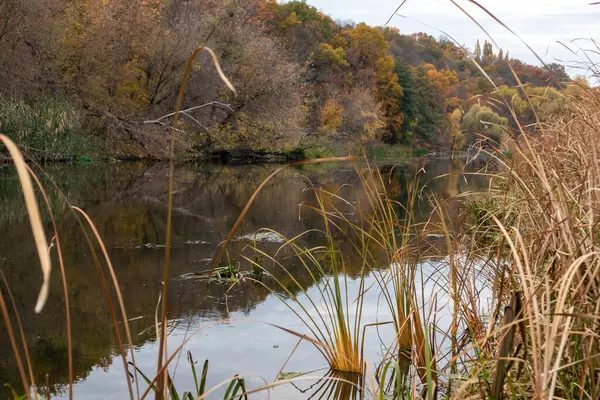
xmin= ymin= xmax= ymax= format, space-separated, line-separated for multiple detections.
xmin=0 ymin=95 xmax=460 ymax=164
xmin=0 ymin=115 xmax=439 ymax=165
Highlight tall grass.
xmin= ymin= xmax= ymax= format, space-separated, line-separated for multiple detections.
xmin=457 ymin=84 xmax=600 ymax=399
xmin=212 ymin=72 xmax=600 ymax=400
xmin=232 ymin=159 xmax=441 ymax=391
xmin=0 ymin=96 xmax=100 ymax=161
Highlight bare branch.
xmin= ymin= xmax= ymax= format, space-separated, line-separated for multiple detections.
xmin=142 ymin=101 xmax=233 ymax=124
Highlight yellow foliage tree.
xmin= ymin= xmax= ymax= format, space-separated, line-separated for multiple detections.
xmin=280 ymin=12 xmax=301 ymax=29
xmin=60 ymin=0 xmax=163 ymax=115
xmin=343 ymin=23 xmax=403 ymax=141
xmin=375 ymin=55 xmax=403 ymax=139
xmin=320 ymin=98 xmax=344 ymax=134
xmin=316 ymin=44 xmax=350 ymax=68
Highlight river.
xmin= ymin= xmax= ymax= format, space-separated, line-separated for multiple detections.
xmin=0 ymin=157 xmax=489 ymax=399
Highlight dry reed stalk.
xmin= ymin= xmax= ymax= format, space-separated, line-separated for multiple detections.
xmin=156 ymin=46 xmax=236 ymax=399
xmin=0 ymin=134 xmax=50 ymax=313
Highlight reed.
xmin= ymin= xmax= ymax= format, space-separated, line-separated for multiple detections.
xmin=456 ymin=84 xmax=600 ymax=399
xmin=228 ymin=157 xmax=441 ymax=387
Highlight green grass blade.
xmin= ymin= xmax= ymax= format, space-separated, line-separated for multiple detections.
xmin=199 ymin=359 xmax=209 ymax=395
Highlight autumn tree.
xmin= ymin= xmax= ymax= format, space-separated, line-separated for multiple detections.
xmin=449 ymin=108 xmax=466 ymax=152
xmin=59 ymin=0 xmax=165 ymax=114
xmin=312 ymin=43 xmax=350 ymax=83
xmin=0 ymin=0 xmax=59 ymax=96
xmin=258 ymin=0 xmax=335 ymax=61
xmin=0 ymin=0 xmax=576 ymax=156
xmin=178 ymin=1 xmax=306 ymax=152
xmin=343 ymin=23 xmax=403 ymax=141
xmin=319 ymin=97 xmax=344 ymax=134
xmin=424 ymin=64 xmax=458 ymax=109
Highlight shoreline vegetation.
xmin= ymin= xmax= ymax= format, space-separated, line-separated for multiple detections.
xmin=0 ymin=0 xmax=581 ymax=162
xmin=1 ymin=0 xmax=600 ymax=399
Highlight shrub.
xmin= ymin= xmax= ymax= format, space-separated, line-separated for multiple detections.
xmin=319 ymin=98 xmax=344 ymax=134
xmin=340 ymin=87 xmax=385 ymax=142
xmin=460 ymin=103 xmax=508 ymax=147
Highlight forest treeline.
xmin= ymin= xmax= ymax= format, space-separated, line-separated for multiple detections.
xmin=0 ymin=0 xmax=583 ymax=159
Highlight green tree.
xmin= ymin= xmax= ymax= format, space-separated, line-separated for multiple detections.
xmin=394 ymin=59 xmax=417 ymax=143
xmin=461 ymin=104 xmax=508 ymax=146
xmin=394 ymin=61 xmax=448 ymax=145
xmin=482 ymin=40 xmax=494 ymax=65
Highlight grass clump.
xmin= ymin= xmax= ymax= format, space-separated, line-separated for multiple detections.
xmin=131 ymin=352 xmax=248 ymax=400
xmin=0 ymin=95 xmax=102 ymax=161
xmin=412 ymin=148 xmax=430 ymax=158
xmin=233 ymin=160 xmax=432 ymax=382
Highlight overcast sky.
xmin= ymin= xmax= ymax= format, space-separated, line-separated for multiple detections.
xmin=305 ymin=0 xmax=600 ymax=77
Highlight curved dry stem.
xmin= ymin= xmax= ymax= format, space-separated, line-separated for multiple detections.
xmin=26 ymin=164 xmax=74 ymax=399
xmin=0 ymin=134 xmax=50 ymax=313
xmin=157 ymin=45 xmax=237 ymax=398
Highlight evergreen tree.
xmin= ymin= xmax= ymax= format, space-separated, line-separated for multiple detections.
xmin=395 ymin=61 xmax=447 ymax=145
xmin=482 ymin=40 xmax=494 ymax=65
xmin=474 ymin=39 xmax=482 ymax=63
xmin=393 ymin=59 xmax=416 ymax=143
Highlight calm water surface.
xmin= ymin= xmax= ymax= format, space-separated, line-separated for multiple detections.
xmin=0 ymin=158 xmax=488 ymax=399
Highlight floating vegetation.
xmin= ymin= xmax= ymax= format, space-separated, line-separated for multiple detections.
xmin=135 ymin=243 xmax=169 ymax=250
xmin=276 ymin=371 xmax=310 ymax=380
xmin=191 ymin=264 xmax=250 ymax=284
xmin=185 ymin=239 xmax=211 ymax=245
xmin=234 ymin=231 xmax=285 ymax=243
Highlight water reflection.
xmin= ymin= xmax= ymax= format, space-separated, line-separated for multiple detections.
xmin=289 ymin=370 xmax=362 ymax=399
xmin=0 ymin=158 xmax=487 ymax=398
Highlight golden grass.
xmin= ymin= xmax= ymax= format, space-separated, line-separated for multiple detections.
xmin=432 ymin=82 xmax=599 ymax=399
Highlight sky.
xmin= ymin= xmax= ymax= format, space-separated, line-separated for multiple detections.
xmin=304 ymin=0 xmax=600 ymax=77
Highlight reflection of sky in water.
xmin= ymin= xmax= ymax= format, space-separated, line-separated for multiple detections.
xmin=65 ymin=257 xmax=493 ymax=399
xmin=73 ymin=277 xmax=390 ymax=399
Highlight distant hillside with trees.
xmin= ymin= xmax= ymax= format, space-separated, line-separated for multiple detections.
xmin=0 ymin=0 xmax=580 ymax=159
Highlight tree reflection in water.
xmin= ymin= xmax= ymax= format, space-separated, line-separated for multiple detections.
xmin=0 ymin=158 xmax=488 ymax=397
